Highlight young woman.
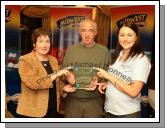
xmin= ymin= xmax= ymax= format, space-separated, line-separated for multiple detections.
xmin=94 ymin=22 xmax=151 ymax=118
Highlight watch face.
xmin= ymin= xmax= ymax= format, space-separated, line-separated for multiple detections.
xmin=71 ymin=66 xmax=97 ymax=89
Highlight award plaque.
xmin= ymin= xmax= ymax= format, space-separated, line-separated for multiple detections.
xmin=71 ymin=66 xmax=97 ymax=89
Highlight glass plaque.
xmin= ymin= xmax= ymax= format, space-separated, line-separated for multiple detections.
xmin=71 ymin=66 xmax=97 ymax=89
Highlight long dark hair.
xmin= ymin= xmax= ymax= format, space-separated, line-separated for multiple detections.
xmin=111 ymin=22 xmax=144 ymax=64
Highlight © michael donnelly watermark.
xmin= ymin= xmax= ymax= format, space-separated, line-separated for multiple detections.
xmin=36 ymin=66 xmax=72 ymax=86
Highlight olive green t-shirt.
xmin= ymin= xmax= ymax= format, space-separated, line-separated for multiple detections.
xmin=63 ymin=42 xmax=111 ymax=98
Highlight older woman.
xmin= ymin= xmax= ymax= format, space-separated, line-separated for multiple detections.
xmin=17 ymin=28 xmax=75 ymax=118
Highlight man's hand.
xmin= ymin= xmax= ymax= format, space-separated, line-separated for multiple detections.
xmin=82 ymin=75 xmax=98 ymax=91
xmin=95 ymin=82 xmax=107 ymax=94
xmin=63 ymin=84 xmax=76 ymax=93
xmin=66 ymin=71 xmax=76 ymax=85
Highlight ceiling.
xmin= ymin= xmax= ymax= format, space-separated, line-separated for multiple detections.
xmin=20 ymin=5 xmax=128 ymax=17
xmin=97 ymin=5 xmax=128 ymax=16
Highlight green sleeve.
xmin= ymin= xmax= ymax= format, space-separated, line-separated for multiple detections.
xmin=62 ymin=47 xmax=71 ymax=68
xmin=104 ymin=49 xmax=111 ymax=71
xmin=61 ymin=46 xmax=72 ymax=84
xmin=98 ymin=49 xmax=111 ymax=83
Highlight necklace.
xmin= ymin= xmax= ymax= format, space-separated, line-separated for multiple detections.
xmin=41 ymin=61 xmax=48 ymax=67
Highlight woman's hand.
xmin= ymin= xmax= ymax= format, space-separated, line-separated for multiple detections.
xmin=93 ymin=67 xmax=109 ymax=80
xmin=56 ymin=69 xmax=70 ymax=77
xmin=51 ymin=66 xmax=73 ymax=81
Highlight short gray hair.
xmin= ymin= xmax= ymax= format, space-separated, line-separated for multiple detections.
xmin=79 ymin=19 xmax=97 ymax=30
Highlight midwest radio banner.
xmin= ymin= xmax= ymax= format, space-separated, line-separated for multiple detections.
xmin=5 ymin=5 xmax=21 ymax=114
xmin=5 ymin=5 xmax=20 ymax=69
xmin=110 ymin=5 xmax=155 ymax=61
xmin=50 ymin=7 xmax=92 ymax=65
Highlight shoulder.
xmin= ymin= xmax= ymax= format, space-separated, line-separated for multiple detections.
xmin=48 ymin=54 xmax=57 ymax=61
xmin=95 ymin=43 xmax=110 ymax=55
xmin=18 ymin=52 xmax=38 ymax=69
xmin=136 ymin=54 xmax=150 ymax=62
xmin=65 ymin=44 xmax=77 ymax=52
xmin=95 ymin=43 xmax=110 ymax=53
xmin=95 ymin=43 xmax=108 ymax=50
xmin=132 ymin=53 xmax=151 ymax=68
xmin=69 ymin=44 xmax=80 ymax=50
xmin=48 ymin=55 xmax=58 ymax=68
xmin=65 ymin=44 xmax=81 ymax=55
xmin=19 ymin=51 xmax=34 ymax=61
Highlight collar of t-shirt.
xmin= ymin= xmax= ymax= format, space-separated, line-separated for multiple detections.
xmin=80 ymin=41 xmax=96 ymax=47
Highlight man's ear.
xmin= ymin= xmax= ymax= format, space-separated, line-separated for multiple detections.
xmin=79 ymin=30 xmax=82 ymax=36
xmin=94 ymin=30 xmax=97 ymax=36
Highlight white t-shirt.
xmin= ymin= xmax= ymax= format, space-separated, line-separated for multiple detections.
xmin=104 ymin=51 xmax=151 ymax=115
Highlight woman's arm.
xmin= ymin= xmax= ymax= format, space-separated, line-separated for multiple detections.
xmin=107 ymin=74 xmax=144 ymax=98
xmin=93 ymin=67 xmax=144 ymax=98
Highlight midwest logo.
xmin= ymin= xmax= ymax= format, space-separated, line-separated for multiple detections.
xmin=57 ymin=16 xmax=85 ymax=28
xmin=5 ymin=9 xmax=12 ymax=22
xmin=117 ymin=14 xmax=148 ymax=27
